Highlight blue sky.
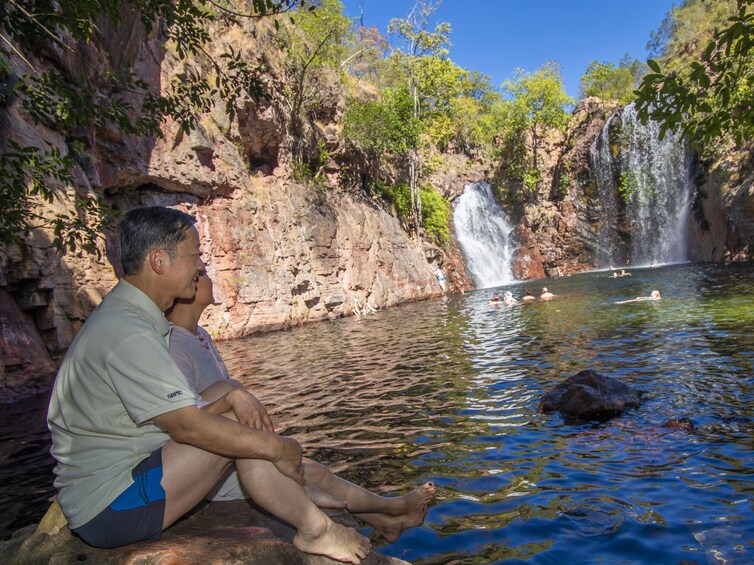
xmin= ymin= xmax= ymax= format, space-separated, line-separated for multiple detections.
xmin=341 ymin=0 xmax=678 ymax=99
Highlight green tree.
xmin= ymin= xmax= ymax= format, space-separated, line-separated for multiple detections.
xmin=635 ymin=0 xmax=753 ymax=149
xmin=387 ymin=0 xmax=452 ymax=239
xmin=648 ymin=0 xmax=739 ymax=73
xmin=0 ymin=0 xmax=304 ymax=254
xmin=419 ymin=184 xmax=451 ymax=244
xmin=343 ymin=86 xmax=420 ymax=162
xmin=445 ymin=71 xmax=504 ymax=155
xmin=579 ymin=55 xmax=646 ymax=104
xmin=278 ymin=0 xmax=353 ymax=163
xmin=502 ymin=62 xmax=573 ymax=191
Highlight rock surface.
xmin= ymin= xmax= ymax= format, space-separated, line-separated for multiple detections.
xmin=0 ymin=500 xmax=409 ymax=565
xmin=0 ymin=289 xmax=57 ymax=402
xmin=540 ymin=369 xmax=644 ymax=420
xmin=0 ymin=14 xmax=462 ymax=401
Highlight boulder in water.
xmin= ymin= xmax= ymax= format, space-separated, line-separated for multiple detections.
xmin=540 ymin=369 xmax=644 ymax=420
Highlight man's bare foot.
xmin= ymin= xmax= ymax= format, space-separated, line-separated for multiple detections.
xmin=294 ymin=517 xmax=371 ymax=564
xmin=381 ymin=482 xmax=435 ymax=516
xmin=359 ymin=503 xmax=429 ymax=543
xmin=305 ymin=483 xmax=348 ymax=510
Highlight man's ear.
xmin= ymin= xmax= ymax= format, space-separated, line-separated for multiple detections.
xmin=148 ymin=248 xmax=168 ymax=275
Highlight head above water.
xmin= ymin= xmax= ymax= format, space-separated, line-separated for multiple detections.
xmin=120 ymin=206 xmax=197 ymax=276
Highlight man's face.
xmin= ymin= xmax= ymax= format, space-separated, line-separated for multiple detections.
xmin=166 ymin=227 xmax=204 ymax=300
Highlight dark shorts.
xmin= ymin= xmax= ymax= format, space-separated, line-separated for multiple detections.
xmin=73 ymin=448 xmax=166 ymax=548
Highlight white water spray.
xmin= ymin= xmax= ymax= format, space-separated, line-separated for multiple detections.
xmin=590 ymin=104 xmax=694 ymax=266
xmin=453 ymin=182 xmax=515 ymax=288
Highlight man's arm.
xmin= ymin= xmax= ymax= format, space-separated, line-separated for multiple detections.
xmin=153 ymin=405 xmax=302 ymax=484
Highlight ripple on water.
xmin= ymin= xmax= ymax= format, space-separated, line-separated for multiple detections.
xmin=2 ymin=263 xmax=754 ymax=563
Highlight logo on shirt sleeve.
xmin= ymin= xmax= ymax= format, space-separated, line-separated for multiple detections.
xmin=167 ymin=390 xmax=184 ymax=399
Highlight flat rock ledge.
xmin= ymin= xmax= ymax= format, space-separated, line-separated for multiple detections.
xmin=0 ymin=500 xmax=410 ymax=565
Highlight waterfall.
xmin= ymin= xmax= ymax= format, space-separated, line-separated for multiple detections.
xmin=453 ymin=182 xmax=515 ymax=288
xmin=590 ymin=103 xmax=694 ymax=267
xmin=590 ymin=113 xmax=622 ymax=267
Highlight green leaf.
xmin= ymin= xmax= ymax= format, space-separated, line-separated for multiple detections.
xmin=647 ymin=59 xmax=662 ymax=73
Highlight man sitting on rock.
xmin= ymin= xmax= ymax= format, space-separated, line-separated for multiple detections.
xmin=165 ymin=271 xmax=435 ymax=543
xmin=47 ymin=206 xmax=370 ymax=563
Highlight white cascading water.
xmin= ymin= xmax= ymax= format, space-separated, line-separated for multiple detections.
xmin=452 ymin=182 xmax=515 ymax=288
xmin=590 ymin=103 xmax=694 ymax=267
xmin=589 ymin=112 xmax=621 ymax=267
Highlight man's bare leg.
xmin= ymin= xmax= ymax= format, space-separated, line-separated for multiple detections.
xmin=161 ymin=441 xmax=370 ymax=564
xmin=161 ymin=439 xmax=233 ymax=527
xmin=236 ymin=458 xmax=371 ymax=563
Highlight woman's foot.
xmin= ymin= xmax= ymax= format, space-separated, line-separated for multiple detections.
xmin=361 ymin=503 xmax=429 ymax=543
xmin=294 ymin=517 xmax=371 ymax=564
xmin=382 ymin=482 xmax=436 ymax=516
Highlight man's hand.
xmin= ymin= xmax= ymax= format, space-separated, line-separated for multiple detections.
xmin=226 ymin=388 xmax=275 ymax=432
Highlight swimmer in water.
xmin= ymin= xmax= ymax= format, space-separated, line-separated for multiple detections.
xmin=615 ymin=290 xmax=661 ymax=304
xmin=540 ymin=287 xmax=555 ymax=300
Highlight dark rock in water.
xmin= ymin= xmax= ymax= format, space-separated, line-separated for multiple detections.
xmin=540 ymin=369 xmax=644 ymax=420
xmin=0 ymin=499 xmax=408 ymax=565
xmin=662 ymin=417 xmax=695 ymax=431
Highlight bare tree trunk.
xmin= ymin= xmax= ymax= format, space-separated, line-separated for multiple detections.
xmin=410 ymin=82 xmax=422 ymax=243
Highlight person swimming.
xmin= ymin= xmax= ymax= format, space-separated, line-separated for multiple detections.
xmin=503 ymin=291 xmax=517 ymax=305
xmin=540 ymin=287 xmax=555 ymax=300
xmin=615 ymin=290 xmax=661 ymax=304
xmin=522 ymin=289 xmax=536 ymax=302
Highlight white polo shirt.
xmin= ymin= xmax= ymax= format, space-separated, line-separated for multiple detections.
xmin=47 ymin=279 xmax=197 ymax=529
xmin=169 ymin=325 xmax=231 ymax=400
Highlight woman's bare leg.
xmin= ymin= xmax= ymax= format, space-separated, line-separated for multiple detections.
xmin=302 ymin=460 xmax=435 ymax=542
xmin=354 ymin=505 xmax=430 ymax=543
xmin=303 ymin=460 xmax=435 ymax=516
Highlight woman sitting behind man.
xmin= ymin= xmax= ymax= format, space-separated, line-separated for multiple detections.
xmin=165 ymin=273 xmax=435 ymax=544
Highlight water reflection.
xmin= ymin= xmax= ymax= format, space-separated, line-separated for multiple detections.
xmin=2 ymin=263 xmax=754 ymax=564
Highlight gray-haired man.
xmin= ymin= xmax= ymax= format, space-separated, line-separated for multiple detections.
xmin=47 ymin=206 xmax=370 ymax=562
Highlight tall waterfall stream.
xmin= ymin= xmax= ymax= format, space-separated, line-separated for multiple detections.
xmin=452 ymin=182 xmax=515 ymax=288
xmin=590 ymin=103 xmax=694 ymax=267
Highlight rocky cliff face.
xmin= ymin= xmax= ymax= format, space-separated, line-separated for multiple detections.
xmin=0 ymin=14 xmax=461 ymax=401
